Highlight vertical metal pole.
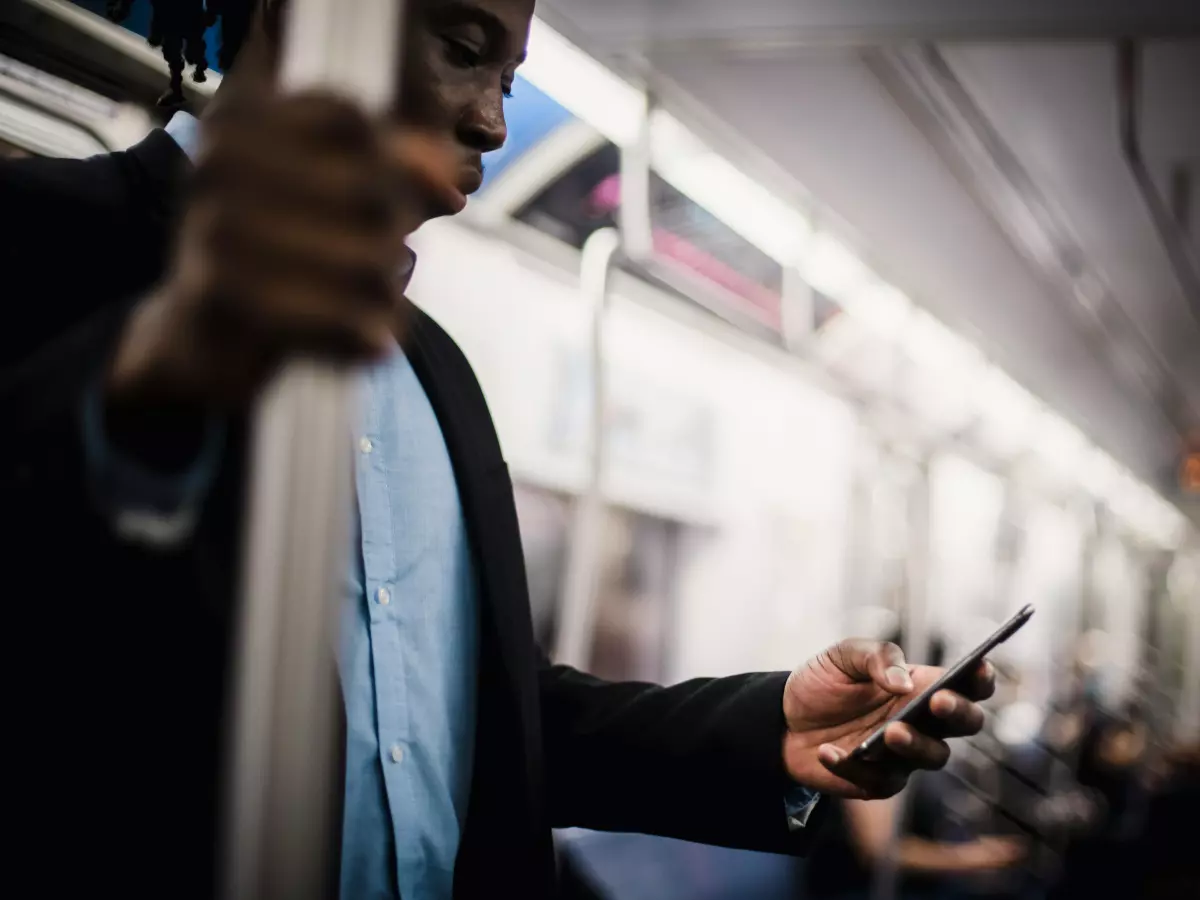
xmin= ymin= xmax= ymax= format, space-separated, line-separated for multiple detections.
xmin=554 ymin=94 xmax=648 ymax=668
xmin=223 ymin=2 xmax=402 ymax=898
xmin=618 ymin=93 xmax=653 ymax=262
xmin=553 ymin=227 xmax=622 ymax=669
xmin=1179 ymin=548 xmax=1200 ymax=743
xmin=871 ymin=456 xmax=932 ymax=900
xmin=781 ymin=264 xmax=815 ymax=352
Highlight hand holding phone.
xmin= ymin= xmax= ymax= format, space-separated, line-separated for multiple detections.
xmin=848 ymin=604 xmax=1034 ymax=762
xmin=783 ymin=627 xmax=1008 ymax=799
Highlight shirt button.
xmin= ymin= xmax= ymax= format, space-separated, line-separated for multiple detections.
xmin=376 ymin=587 xmax=391 ymax=606
xmin=359 ymin=437 xmax=374 ymax=454
xmin=390 ymin=744 xmax=404 ymax=764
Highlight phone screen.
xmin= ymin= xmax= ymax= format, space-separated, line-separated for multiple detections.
xmin=848 ymin=603 xmax=1035 ymax=761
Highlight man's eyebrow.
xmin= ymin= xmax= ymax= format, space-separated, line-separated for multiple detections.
xmin=431 ymin=2 xmax=527 ymax=64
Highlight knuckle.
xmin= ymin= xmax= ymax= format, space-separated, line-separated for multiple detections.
xmin=880 ymin=641 xmax=904 ymax=661
xmin=291 ymin=92 xmax=376 ymax=149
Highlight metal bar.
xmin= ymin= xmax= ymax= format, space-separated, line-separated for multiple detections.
xmin=870 ymin=458 xmax=933 ymax=900
xmin=618 ymin=94 xmax=653 ymax=261
xmin=864 ymin=43 xmax=1197 ymax=440
xmin=553 ymin=226 xmax=622 ymax=669
xmin=223 ymin=2 xmax=402 ymax=898
xmin=780 ymin=264 xmax=815 ymax=352
xmin=0 ymin=82 xmax=116 ymax=152
xmin=625 ymin=0 xmax=1200 ymax=57
xmin=1116 ymin=39 xmax=1200 ymax=331
xmin=1178 ymin=548 xmax=1200 ymax=742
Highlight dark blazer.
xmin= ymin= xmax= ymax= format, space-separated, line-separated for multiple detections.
xmin=0 ymin=131 xmax=820 ymax=899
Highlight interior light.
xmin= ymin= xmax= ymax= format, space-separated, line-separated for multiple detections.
xmin=521 ymin=19 xmax=645 ymax=146
xmin=1138 ymin=486 xmax=1186 ymax=549
xmin=799 ymin=233 xmax=872 ymax=299
xmin=903 ymin=311 xmax=983 ymax=373
xmin=815 ymin=309 xmax=872 ymax=364
xmin=976 ymin=367 xmax=1041 ymax=453
xmin=1107 ymin=470 xmax=1141 ymax=523
xmin=843 ymin=281 xmax=913 ymax=336
xmin=1033 ymin=413 xmax=1090 ymax=479
xmin=1081 ymin=447 xmax=1123 ymax=498
xmin=648 ymin=110 xmax=811 ymax=264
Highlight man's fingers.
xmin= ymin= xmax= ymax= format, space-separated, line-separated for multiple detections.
xmin=831 ymin=638 xmax=913 ymax=694
xmin=868 ymin=641 xmax=913 ymax=694
xmin=883 ymin=722 xmax=951 ymax=770
xmin=816 ymin=746 xmax=910 ymax=799
xmin=966 ymin=660 xmax=997 ymax=701
xmin=929 ymin=690 xmax=986 ymax=737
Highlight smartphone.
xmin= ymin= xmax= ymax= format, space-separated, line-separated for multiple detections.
xmin=848 ymin=603 xmax=1035 ymax=762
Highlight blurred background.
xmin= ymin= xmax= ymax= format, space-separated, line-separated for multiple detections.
xmin=2 ymin=1 xmax=1197 ymax=897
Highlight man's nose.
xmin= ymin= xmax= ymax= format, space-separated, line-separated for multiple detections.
xmin=457 ymin=95 xmax=508 ymax=154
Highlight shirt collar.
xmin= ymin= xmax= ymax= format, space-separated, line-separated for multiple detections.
xmin=163 ymin=111 xmax=417 ymax=290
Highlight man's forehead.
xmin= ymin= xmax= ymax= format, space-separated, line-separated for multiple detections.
xmin=423 ymin=0 xmax=534 ymax=58
xmin=423 ymin=0 xmax=536 ymax=28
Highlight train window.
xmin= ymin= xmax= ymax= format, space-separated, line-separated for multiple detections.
xmin=648 ymin=172 xmax=784 ymax=331
xmin=481 ymin=73 xmax=578 ymax=191
xmin=514 ymin=141 xmax=787 ymax=334
xmin=514 ymin=141 xmax=621 ymax=247
xmin=512 ymin=481 xmax=682 ymax=683
xmin=587 ymin=509 xmax=680 ymax=684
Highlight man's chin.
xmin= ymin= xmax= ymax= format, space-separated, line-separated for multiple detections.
xmin=423 ymin=190 xmax=468 ymax=221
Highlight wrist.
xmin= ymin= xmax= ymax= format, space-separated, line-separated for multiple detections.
xmin=104 ymin=295 xmax=214 ymax=473
xmin=108 ymin=291 xmax=193 ymax=408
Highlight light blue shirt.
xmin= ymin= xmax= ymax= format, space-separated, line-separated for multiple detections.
xmin=84 ymin=115 xmax=818 ymax=897
xmin=338 ymin=348 xmax=478 ymax=900
xmin=84 ymin=113 xmax=479 ymax=900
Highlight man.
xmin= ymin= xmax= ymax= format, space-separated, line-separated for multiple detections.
xmin=0 ymin=2 xmax=994 ymax=898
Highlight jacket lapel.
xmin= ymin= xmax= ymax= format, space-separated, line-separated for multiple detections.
xmin=404 ymin=309 xmax=537 ymax=715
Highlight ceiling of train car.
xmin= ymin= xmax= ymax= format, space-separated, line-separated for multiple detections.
xmin=541 ymin=0 xmax=1200 ymax=494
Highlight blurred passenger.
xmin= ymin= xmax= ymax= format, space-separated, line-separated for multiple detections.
xmin=1074 ymin=703 xmax=1148 ymax=834
xmin=1130 ymin=742 xmax=1200 ymax=899
xmin=1046 ymin=703 xmax=1156 ymax=899
xmin=0 ymin=2 xmax=998 ymax=898
xmin=805 ymin=778 xmax=1027 ymax=900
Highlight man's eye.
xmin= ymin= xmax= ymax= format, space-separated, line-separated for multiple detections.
xmin=444 ymin=38 xmax=482 ymax=68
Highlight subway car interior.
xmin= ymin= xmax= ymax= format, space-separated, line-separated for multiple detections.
xmin=1 ymin=1 xmax=1198 ymax=898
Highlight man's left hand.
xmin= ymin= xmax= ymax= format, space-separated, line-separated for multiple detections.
xmin=783 ymin=639 xmax=995 ymax=799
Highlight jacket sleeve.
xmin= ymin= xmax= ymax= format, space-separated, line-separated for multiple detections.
xmin=0 ymin=131 xmax=184 ymax=368
xmin=538 ymin=661 xmax=828 ymax=855
xmin=0 ymin=134 xmax=227 ymax=545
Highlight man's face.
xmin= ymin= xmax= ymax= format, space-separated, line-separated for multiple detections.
xmin=398 ymin=0 xmax=534 ymax=217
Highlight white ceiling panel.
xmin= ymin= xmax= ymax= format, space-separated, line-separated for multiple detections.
xmin=541 ymin=1 xmax=1198 ymax=487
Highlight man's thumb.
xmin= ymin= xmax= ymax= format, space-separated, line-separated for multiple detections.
xmin=829 ymin=638 xmax=914 ymax=694
xmin=867 ymin=641 xmax=914 ymax=694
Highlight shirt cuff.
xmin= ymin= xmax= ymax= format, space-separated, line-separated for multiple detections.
xmin=81 ymin=377 xmax=225 ymax=546
xmin=785 ymin=785 xmax=821 ymax=831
